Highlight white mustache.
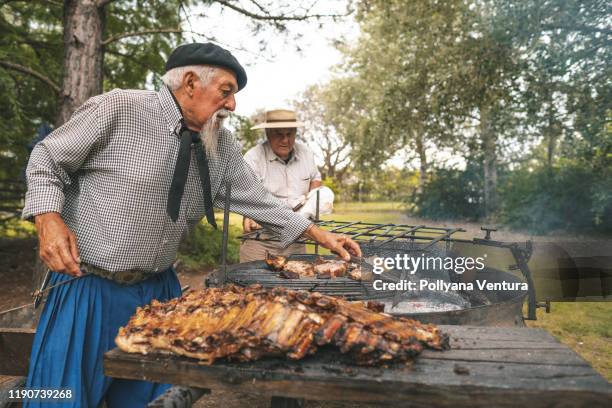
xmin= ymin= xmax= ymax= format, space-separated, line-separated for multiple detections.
xmin=199 ymin=109 xmax=229 ymax=157
xmin=216 ymin=109 xmax=230 ymax=119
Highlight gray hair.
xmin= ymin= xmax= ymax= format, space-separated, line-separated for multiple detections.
xmin=161 ymin=65 xmax=218 ymax=90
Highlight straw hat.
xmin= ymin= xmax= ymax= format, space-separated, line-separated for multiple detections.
xmin=251 ymin=109 xmax=305 ymax=129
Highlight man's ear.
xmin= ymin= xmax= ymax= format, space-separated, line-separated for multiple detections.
xmin=182 ymin=71 xmax=197 ymax=97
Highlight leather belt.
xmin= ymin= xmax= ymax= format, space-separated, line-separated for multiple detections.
xmin=81 ymin=263 xmax=157 ymax=285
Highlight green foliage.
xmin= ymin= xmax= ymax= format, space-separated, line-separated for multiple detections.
xmin=321 ymin=176 xmax=339 ymax=195
xmin=0 ymin=218 xmax=36 ymax=238
xmin=103 ymin=0 xmax=184 ymax=91
xmin=302 ymin=0 xmax=611 ymax=233
xmin=499 ymin=162 xmax=611 ymax=233
xmin=0 ymin=1 xmax=63 ymax=179
xmin=412 ymin=165 xmax=485 ymax=221
xmin=229 ymin=112 xmax=263 ymax=153
xmin=177 ymin=220 xmax=241 ymax=268
xmin=0 ymin=0 xmax=185 ymax=180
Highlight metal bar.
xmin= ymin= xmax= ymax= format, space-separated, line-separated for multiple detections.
xmin=34 ymin=269 xmax=51 ymax=308
xmin=314 ymin=189 xmax=320 ymax=255
xmin=371 ymin=224 xmax=399 ymax=242
xmin=421 ymin=228 xmax=463 ymax=250
xmin=377 ymin=225 xmax=424 ymax=248
xmin=351 ymin=223 xmax=393 ymax=240
xmin=319 ymin=220 xmax=452 ymax=231
xmin=328 ymin=221 xmax=359 ymax=232
xmin=219 ymin=179 xmax=232 ymax=285
xmin=251 ymin=232 xmax=473 ymax=245
xmin=510 ymin=243 xmax=537 ymax=321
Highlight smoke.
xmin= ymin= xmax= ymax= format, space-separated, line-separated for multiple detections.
xmin=200 ymin=109 xmax=230 ymax=156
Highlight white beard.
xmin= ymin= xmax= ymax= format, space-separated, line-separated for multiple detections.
xmin=200 ymin=109 xmax=229 ymax=157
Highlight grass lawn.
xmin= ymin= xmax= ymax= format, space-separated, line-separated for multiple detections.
xmin=320 ymin=201 xmax=408 ymax=224
xmin=527 ymin=302 xmax=611 ymax=380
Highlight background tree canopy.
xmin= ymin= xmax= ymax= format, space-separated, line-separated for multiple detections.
xmin=298 ymin=0 xmax=610 ymax=233
xmin=1 ymin=0 xmax=610 ymax=234
xmin=0 ymin=0 xmax=343 ymax=179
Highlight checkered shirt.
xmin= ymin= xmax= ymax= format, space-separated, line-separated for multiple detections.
xmin=22 ymin=86 xmax=312 ymax=273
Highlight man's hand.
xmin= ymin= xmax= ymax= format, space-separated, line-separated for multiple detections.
xmin=242 ymin=217 xmax=262 ymax=233
xmin=34 ymin=212 xmax=82 ymax=277
xmin=304 ymin=224 xmax=361 ymax=261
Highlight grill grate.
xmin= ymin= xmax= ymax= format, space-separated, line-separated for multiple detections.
xmin=235 ymin=220 xmax=536 ymax=318
xmin=227 ymin=265 xmax=371 ymax=299
xmin=241 ymin=220 xmax=466 ymax=248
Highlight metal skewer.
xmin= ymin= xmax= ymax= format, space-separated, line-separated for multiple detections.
xmin=218 ymin=179 xmax=232 ymax=285
xmin=0 ymin=270 xmax=89 ymax=316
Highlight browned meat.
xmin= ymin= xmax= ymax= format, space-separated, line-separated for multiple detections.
xmin=265 ymin=253 xmax=287 ymax=271
xmin=116 ymin=285 xmax=450 ymax=366
xmin=347 ymin=263 xmax=364 ymax=280
xmin=265 ymin=254 xmax=365 ymax=281
xmin=314 ymin=258 xmax=347 ymax=278
xmin=284 ymin=260 xmax=315 ymax=277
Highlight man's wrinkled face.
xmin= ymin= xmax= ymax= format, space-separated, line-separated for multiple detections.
xmin=266 ymin=128 xmax=296 ymax=160
xmin=190 ymin=67 xmax=237 ymax=128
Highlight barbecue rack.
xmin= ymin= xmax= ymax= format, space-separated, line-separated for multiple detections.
xmin=242 ymin=220 xmax=465 ymax=250
xmin=239 ymin=220 xmax=538 ymax=320
xmin=207 ymin=186 xmax=537 ymax=319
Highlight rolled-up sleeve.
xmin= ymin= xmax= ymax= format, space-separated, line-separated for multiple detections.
xmin=22 ymin=95 xmax=106 ymax=220
xmin=214 ymin=139 xmax=312 ymax=247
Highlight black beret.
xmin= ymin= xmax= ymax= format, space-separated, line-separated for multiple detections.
xmin=165 ymin=43 xmax=247 ymax=91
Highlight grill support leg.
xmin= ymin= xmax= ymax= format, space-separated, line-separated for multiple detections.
xmin=147 ymin=386 xmax=209 ymax=408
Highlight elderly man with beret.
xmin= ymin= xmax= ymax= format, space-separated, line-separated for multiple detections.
xmin=22 ymin=43 xmax=360 ymax=408
xmin=240 ymin=109 xmax=335 ymax=262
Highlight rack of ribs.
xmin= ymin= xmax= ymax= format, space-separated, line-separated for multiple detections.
xmin=116 ymin=284 xmax=449 ymax=366
xmin=265 ymin=253 xmax=363 ymax=280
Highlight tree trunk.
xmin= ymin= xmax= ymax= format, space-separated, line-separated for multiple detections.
xmin=415 ymin=132 xmax=427 ymax=194
xmin=480 ymin=105 xmax=497 ymax=219
xmin=545 ymin=117 xmax=561 ymax=169
xmin=56 ymin=0 xmax=105 ymax=126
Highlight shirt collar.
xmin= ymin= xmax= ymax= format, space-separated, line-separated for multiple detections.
xmin=158 ymin=85 xmax=183 ymax=137
xmin=263 ymin=141 xmax=299 ymax=163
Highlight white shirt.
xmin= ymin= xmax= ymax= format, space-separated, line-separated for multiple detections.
xmin=244 ymin=141 xmax=321 ymax=209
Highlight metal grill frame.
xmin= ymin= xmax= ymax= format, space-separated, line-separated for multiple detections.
xmin=239 ymin=220 xmax=538 ymax=320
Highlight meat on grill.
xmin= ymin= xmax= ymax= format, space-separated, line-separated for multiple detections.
xmin=265 ymin=253 xmax=363 ymax=280
xmin=314 ymin=258 xmax=347 ymax=278
xmin=115 ymin=284 xmax=450 ymax=366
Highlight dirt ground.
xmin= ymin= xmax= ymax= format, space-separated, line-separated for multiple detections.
xmin=0 ymin=238 xmax=38 ymax=313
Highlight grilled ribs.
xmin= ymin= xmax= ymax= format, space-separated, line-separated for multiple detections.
xmin=265 ymin=253 xmax=363 ymax=280
xmin=116 ymin=284 xmax=449 ymax=366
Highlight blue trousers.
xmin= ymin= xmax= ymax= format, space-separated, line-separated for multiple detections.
xmin=24 ymin=267 xmax=182 ymax=408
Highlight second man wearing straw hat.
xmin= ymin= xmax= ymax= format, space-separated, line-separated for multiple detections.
xmin=240 ymin=109 xmax=330 ymax=262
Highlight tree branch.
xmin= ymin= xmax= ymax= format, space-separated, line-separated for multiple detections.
xmin=102 ymin=28 xmax=182 ymax=46
xmin=0 ymin=61 xmax=60 ymax=94
xmin=97 ymin=0 xmax=119 ymax=7
xmin=105 ymin=49 xmax=159 ymax=74
xmin=213 ymin=0 xmax=345 ymax=22
xmin=1 ymin=0 xmax=61 ymax=6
